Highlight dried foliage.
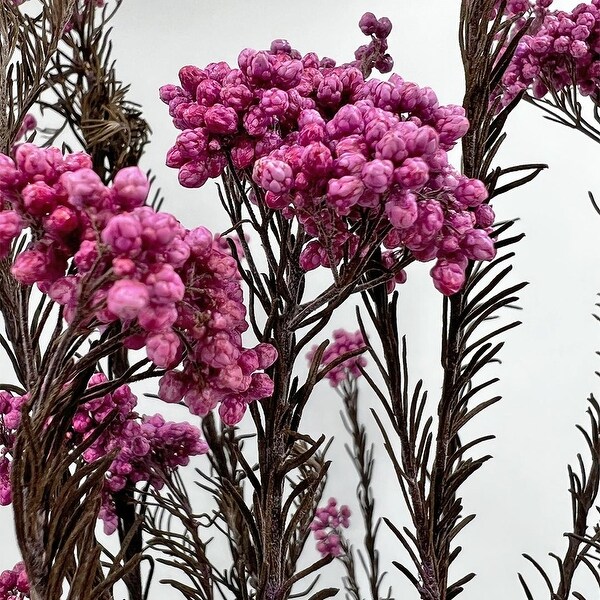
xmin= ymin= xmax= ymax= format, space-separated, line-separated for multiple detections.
xmin=40 ymin=0 xmax=150 ymax=180
xmin=0 ymin=0 xmax=77 ymax=152
xmin=338 ymin=378 xmax=390 ymax=600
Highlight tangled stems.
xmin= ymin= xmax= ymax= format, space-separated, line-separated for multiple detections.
xmin=217 ymin=165 xmax=379 ymax=600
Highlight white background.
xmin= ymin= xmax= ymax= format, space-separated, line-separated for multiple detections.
xmin=3 ymin=1 xmax=600 ymax=598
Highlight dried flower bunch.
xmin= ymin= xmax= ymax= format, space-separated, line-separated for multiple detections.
xmin=0 ymin=1 xmax=599 ymax=600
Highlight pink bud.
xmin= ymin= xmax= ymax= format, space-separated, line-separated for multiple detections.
xmin=219 ymin=397 xmax=247 ymax=425
xmin=255 ymin=343 xmax=278 ymax=368
xmin=253 ymin=158 xmax=293 ymax=194
xmin=359 ymin=12 xmax=378 ymax=35
xmin=461 ymin=229 xmax=496 ymax=261
xmin=112 ymin=257 xmax=136 ymax=277
xmin=44 ymin=206 xmax=79 ymax=237
xmin=145 ymin=264 xmax=185 ymax=304
xmin=74 ymin=240 xmax=98 ymax=271
xmin=0 ymin=211 xmax=24 ymax=244
xmin=107 ymin=280 xmax=149 ymax=320
xmin=158 ymin=371 xmax=189 ymax=403
xmin=61 ymin=168 xmax=106 ymax=208
xmin=455 ymin=177 xmax=488 ymax=208
xmin=101 ymin=214 xmax=143 ymax=256
xmin=14 ymin=143 xmax=54 ymax=181
xmin=112 ymin=167 xmax=149 ymax=209
xmin=327 ymin=175 xmax=365 ymax=214
xmin=261 ymin=88 xmax=290 ymax=116
xmin=393 ymin=157 xmax=430 ymax=190
xmin=178 ymin=161 xmax=209 ymax=188
xmin=138 ymin=303 xmax=178 ymax=332
xmin=146 ymin=331 xmax=181 ymax=368
xmin=178 ymin=65 xmax=206 ymax=94
xmin=431 ymin=259 xmax=466 ymax=295
xmin=11 ymin=249 xmax=48 ymax=285
xmin=21 ymin=181 xmax=57 ymax=216
xmin=204 ymin=104 xmax=239 ymax=134
xmin=301 ymin=142 xmax=332 ymax=177
xmin=385 ymin=192 xmax=418 ymax=228
xmin=361 ymin=159 xmax=394 ymax=193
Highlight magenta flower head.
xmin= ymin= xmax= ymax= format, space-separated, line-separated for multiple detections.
xmin=106 ymin=279 xmax=149 ymax=320
xmin=253 ymin=157 xmax=293 ymax=195
xmin=161 ymin=33 xmax=491 ymax=298
xmin=146 ymin=331 xmax=181 ymax=368
xmin=311 ymin=498 xmax=351 ymax=557
xmin=431 ymin=259 xmax=466 ymax=296
xmin=101 ymin=214 xmax=143 ymax=256
xmin=359 ymin=12 xmax=379 ymax=35
xmin=204 ymin=104 xmax=239 ymax=134
xmin=112 ymin=166 xmax=150 ymax=210
xmin=61 ymin=168 xmax=106 ymax=208
xmin=11 ymin=249 xmax=49 ymax=285
xmin=461 ymin=228 xmax=496 ymax=261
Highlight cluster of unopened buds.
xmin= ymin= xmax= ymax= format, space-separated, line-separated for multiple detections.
xmin=499 ymin=0 xmax=600 ymax=105
xmin=353 ymin=11 xmax=394 ymax=76
xmin=75 ymin=374 xmax=208 ymax=534
xmin=310 ymin=497 xmax=351 ymax=558
xmin=307 ymin=329 xmax=367 ymax=387
xmin=0 ymin=391 xmax=26 ymax=506
xmin=0 ymin=144 xmax=277 ymax=424
xmin=161 ymin=13 xmax=496 ymax=295
xmin=0 ymin=374 xmax=209 ymax=534
xmin=0 ymin=563 xmax=29 ymax=600
xmin=490 ymin=0 xmax=552 ymax=20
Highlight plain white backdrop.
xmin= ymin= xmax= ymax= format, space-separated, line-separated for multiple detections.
xmin=3 ymin=1 xmax=600 ymax=598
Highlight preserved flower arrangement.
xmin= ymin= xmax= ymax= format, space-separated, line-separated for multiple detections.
xmin=0 ymin=1 xmax=599 ymax=599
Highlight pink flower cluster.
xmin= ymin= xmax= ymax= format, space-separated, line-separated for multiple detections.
xmin=500 ymin=1 xmax=600 ymax=105
xmin=161 ymin=15 xmax=495 ymax=295
xmin=352 ymin=11 xmax=394 ymax=75
xmin=0 ymin=453 xmax=10 ymax=507
xmin=310 ymin=497 xmax=351 ymax=558
xmin=0 ymin=391 xmax=27 ymax=507
xmin=0 ymin=563 xmax=29 ymax=600
xmin=0 ymin=144 xmax=277 ymax=424
xmin=74 ymin=373 xmax=208 ymax=534
xmin=491 ymin=0 xmax=552 ymax=20
xmin=0 ymin=375 xmax=209 ymax=534
xmin=307 ymin=329 xmax=367 ymax=387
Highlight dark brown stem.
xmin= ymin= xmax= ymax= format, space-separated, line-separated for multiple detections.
xmin=340 ymin=378 xmax=383 ymax=600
